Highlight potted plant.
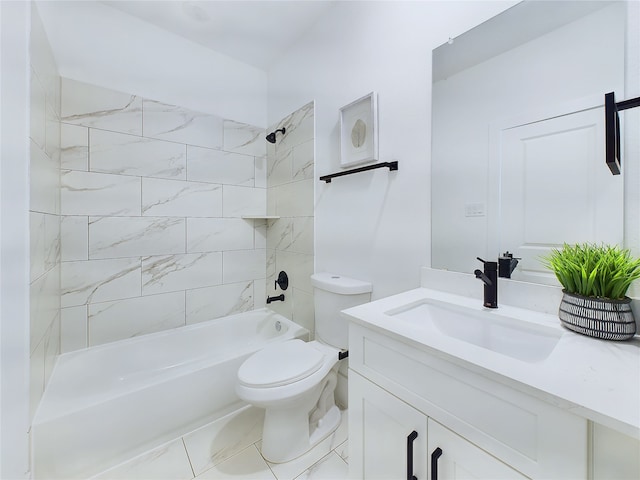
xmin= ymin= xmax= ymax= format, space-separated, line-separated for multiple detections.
xmin=543 ymin=243 xmax=640 ymax=340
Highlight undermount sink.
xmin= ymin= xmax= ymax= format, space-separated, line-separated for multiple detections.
xmin=387 ymin=299 xmax=562 ymax=363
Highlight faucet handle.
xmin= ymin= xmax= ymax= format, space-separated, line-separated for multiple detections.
xmin=477 ymin=257 xmax=497 ymax=273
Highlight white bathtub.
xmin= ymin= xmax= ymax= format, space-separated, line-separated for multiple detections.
xmin=32 ymin=308 xmax=308 ymax=479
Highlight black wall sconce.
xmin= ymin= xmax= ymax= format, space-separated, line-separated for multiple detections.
xmin=605 ymin=92 xmax=640 ymax=175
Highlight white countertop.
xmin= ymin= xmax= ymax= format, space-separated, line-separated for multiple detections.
xmin=344 ymin=287 xmax=640 ymax=440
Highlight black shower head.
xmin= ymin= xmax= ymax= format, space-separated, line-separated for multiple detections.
xmin=266 ymin=127 xmax=286 ymax=144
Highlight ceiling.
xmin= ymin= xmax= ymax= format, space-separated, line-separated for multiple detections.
xmin=433 ymin=0 xmax=614 ymax=81
xmin=101 ymin=1 xmax=337 ymax=71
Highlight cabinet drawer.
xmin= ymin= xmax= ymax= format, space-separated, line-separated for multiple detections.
xmin=349 ymin=323 xmax=587 ymax=479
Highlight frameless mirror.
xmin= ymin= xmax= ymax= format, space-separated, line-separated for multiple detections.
xmin=431 ymin=0 xmax=629 ymax=285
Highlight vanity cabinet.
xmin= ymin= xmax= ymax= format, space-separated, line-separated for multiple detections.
xmin=428 ymin=419 xmax=528 ymax=480
xmin=348 ymin=323 xmax=589 ymax=479
xmin=350 ymin=371 xmax=526 ymax=479
xmin=350 ymin=371 xmax=427 ymax=479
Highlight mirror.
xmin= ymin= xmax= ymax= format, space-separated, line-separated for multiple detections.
xmin=431 ymin=0 xmax=631 ymax=285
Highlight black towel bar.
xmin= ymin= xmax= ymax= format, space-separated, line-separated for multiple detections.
xmin=605 ymin=92 xmax=640 ymax=175
xmin=319 ymin=161 xmax=398 ymax=183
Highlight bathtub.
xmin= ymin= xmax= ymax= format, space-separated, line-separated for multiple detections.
xmin=32 ymin=308 xmax=308 ymax=479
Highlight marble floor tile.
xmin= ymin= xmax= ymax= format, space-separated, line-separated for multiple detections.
xmin=335 ymin=440 xmax=349 ymax=463
xmin=294 ymin=452 xmax=349 ymax=480
xmin=266 ymin=409 xmax=349 ymax=480
xmin=194 ymin=445 xmax=276 ymax=480
xmin=183 ymin=405 xmax=264 ymax=476
xmin=91 ymin=438 xmax=193 ymax=480
xmin=90 ymin=407 xmax=349 ymax=480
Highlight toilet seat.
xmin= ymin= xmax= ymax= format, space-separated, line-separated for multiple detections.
xmin=237 ymin=339 xmax=324 ymax=388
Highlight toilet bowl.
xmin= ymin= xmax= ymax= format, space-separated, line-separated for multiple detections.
xmin=235 ymin=272 xmax=372 ymax=464
xmin=236 ymin=339 xmax=341 ymax=463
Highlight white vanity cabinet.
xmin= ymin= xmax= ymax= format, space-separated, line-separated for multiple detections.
xmin=348 ymin=323 xmax=589 ymax=479
xmin=350 ymin=371 xmax=527 ymax=479
xmin=349 ymin=371 xmax=427 ymax=479
xmin=428 ymin=419 xmax=528 ymax=480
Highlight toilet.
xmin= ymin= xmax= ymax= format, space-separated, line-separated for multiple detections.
xmin=236 ymin=272 xmax=372 ymax=463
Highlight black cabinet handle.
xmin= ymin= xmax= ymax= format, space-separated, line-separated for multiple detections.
xmin=431 ymin=447 xmax=443 ymax=480
xmin=407 ymin=430 xmax=418 ymax=480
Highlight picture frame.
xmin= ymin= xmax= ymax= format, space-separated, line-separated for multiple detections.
xmin=339 ymin=92 xmax=378 ymax=168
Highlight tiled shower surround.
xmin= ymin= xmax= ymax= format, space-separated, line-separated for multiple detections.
xmin=59 ymin=78 xmax=269 ymax=350
xmin=59 ymin=79 xmax=315 ymax=351
xmin=30 ymin=9 xmax=62 ymax=418
xmin=265 ymin=102 xmax=315 ymax=334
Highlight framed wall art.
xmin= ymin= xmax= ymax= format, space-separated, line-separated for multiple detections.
xmin=339 ymin=92 xmax=378 ymax=168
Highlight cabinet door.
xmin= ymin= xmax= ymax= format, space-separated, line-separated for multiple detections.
xmin=591 ymin=423 xmax=640 ymax=480
xmin=428 ymin=420 xmax=527 ymax=480
xmin=350 ymin=371 xmax=428 ymax=480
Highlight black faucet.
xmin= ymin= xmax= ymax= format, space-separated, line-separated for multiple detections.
xmin=498 ymin=251 xmax=519 ymax=279
xmin=474 ymin=257 xmax=498 ymax=308
xmin=266 ymin=294 xmax=285 ymax=304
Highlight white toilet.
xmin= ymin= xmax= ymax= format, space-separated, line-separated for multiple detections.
xmin=236 ymin=272 xmax=372 ymax=463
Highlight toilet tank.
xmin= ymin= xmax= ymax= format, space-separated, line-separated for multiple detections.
xmin=311 ymin=273 xmax=372 ymax=349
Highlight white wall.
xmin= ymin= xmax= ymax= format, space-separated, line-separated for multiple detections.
xmin=624 ymin=0 xmax=640 ymax=298
xmin=268 ymin=1 xmax=517 ymax=300
xmin=35 ymin=1 xmax=268 ymax=128
xmin=0 ymin=2 xmax=31 ymax=477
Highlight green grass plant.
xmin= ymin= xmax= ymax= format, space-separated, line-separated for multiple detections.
xmin=543 ymin=243 xmax=640 ymax=299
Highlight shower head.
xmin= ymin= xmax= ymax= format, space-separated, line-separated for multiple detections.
xmin=266 ymin=128 xmax=286 ymax=144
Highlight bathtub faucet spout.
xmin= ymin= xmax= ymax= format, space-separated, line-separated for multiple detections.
xmin=267 ymin=294 xmax=285 ymax=304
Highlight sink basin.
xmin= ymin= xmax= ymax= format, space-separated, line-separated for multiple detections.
xmin=387 ymin=300 xmax=562 ymax=363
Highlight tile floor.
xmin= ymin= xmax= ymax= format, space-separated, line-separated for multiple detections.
xmin=91 ymin=406 xmax=349 ymax=480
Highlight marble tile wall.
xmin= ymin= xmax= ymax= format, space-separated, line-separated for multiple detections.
xmin=59 ymin=78 xmax=267 ymax=351
xmin=30 ymin=7 xmax=62 ymax=420
xmin=265 ymin=102 xmax=315 ymax=334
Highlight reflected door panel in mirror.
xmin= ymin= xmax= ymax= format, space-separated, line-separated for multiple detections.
xmin=431 ymin=1 xmax=629 ymax=283
xmin=496 ymin=107 xmax=623 ymax=284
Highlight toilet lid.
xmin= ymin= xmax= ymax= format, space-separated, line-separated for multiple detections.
xmin=238 ymin=339 xmax=324 ymax=388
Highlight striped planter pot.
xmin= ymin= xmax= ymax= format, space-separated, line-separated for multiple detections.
xmin=558 ymin=291 xmax=636 ymax=341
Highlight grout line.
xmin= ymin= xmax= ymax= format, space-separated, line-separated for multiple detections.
xmin=181 ymin=437 xmax=196 ymax=479
xmin=183 ymin=290 xmax=187 ymax=326
xmin=256 ymin=443 xmax=279 ymax=480
xmin=87 ymin=126 xmax=91 ymax=172
xmin=185 ymin=144 xmax=188 ymax=181
xmin=84 ymin=303 xmax=89 ymax=349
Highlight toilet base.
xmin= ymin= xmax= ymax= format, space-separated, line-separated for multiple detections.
xmin=261 ymin=405 xmax=341 ymax=464
xmin=309 ymin=404 xmax=341 ymax=447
